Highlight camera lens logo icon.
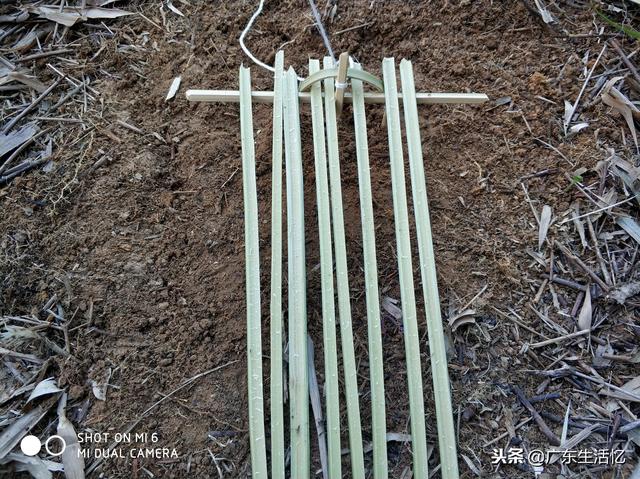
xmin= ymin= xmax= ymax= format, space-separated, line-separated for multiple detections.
xmin=20 ymin=435 xmax=66 ymax=457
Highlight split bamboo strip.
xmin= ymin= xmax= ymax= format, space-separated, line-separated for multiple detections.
xmin=335 ymin=52 xmax=350 ymax=116
xmin=308 ymin=58 xmax=342 ymax=479
xmin=186 ymin=90 xmax=489 ymax=105
xmin=239 ymin=66 xmax=268 ymax=478
xmin=323 ymin=56 xmax=366 ymax=479
xmin=400 ymin=59 xmax=460 ymax=479
xmin=351 ymin=63 xmax=388 ymax=479
xmin=283 ymin=66 xmax=309 ymax=478
xmin=269 ymin=51 xmax=285 ymax=479
xmin=381 ymin=58 xmax=429 ymax=479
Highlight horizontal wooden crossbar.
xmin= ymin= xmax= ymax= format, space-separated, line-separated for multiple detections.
xmin=186 ymin=89 xmax=489 ymax=105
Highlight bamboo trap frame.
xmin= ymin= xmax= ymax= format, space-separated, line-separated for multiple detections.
xmin=187 ymin=53 xmax=488 ymax=479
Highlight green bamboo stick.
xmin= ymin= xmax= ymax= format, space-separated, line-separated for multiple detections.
xmin=270 ymin=50 xmax=285 ymax=479
xmin=400 ymin=59 xmax=459 ymax=479
xmin=351 ymin=63 xmax=388 ymax=479
xmin=322 ymin=56 xmax=365 ymax=479
xmin=283 ymin=66 xmax=309 ymax=478
xmin=239 ymin=65 xmax=268 ymax=479
xmin=308 ymin=58 xmax=342 ymax=479
xmin=381 ymin=57 xmax=429 ymax=479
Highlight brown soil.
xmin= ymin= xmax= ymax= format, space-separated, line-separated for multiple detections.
xmin=2 ymin=1 xmax=638 ymax=478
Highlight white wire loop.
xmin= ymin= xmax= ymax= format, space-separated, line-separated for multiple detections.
xmin=240 ymin=0 xmax=330 ymax=82
xmin=239 ymin=0 xmax=276 ymax=74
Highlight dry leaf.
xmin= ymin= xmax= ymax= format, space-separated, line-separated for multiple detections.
xmin=571 ymin=203 xmax=588 ymax=248
xmin=593 ymin=344 xmax=614 ymax=368
xmin=563 ymin=99 xmax=573 ymax=132
xmin=27 ymin=378 xmax=62 ymax=403
xmin=601 ymin=76 xmax=640 ymax=151
xmin=167 ymin=1 xmax=185 ymax=16
xmin=538 ymin=204 xmax=552 ymax=249
xmin=1 ymin=71 xmax=48 ymax=93
xmin=603 ymin=376 xmax=640 ymax=402
xmin=90 ymin=367 xmax=112 ymax=401
xmin=31 ymin=6 xmax=132 ymax=27
xmin=0 ymin=399 xmax=55 ymax=459
xmin=569 ymin=122 xmax=589 ymax=134
xmin=577 ymin=288 xmax=592 ymax=331
xmin=0 ymin=11 xmax=30 ymax=23
xmin=0 ymin=124 xmax=38 ymax=157
xmin=1 ymin=453 xmax=53 ymax=479
xmin=617 ymin=216 xmax=640 ymax=244
xmin=608 ymin=280 xmax=640 ymax=304
xmin=381 ymin=296 xmax=402 ymax=320
xmin=448 ymin=309 xmax=476 ymax=332
xmin=461 ymin=454 xmax=482 ymax=476
xmin=57 ymin=396 xmax=85 ymax=479
xmin=533 ymin=0 xmax=556 ymax=23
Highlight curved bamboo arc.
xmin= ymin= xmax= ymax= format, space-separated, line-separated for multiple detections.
xmin=299 ymin=67 xmax=383 ymax=92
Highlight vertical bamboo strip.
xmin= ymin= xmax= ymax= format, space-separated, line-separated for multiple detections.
xmin=322 ymin=56 xmax=365 ymax=479
xmin=351 ymin=63 xmax=388 ymax=479
xmin=308 ymin=58 xmax=342 ymax=479
xmin=270 ymin=50 xmax=285 ymax=479
xmin=381 ymin=57 xmax=429 ymax=479
xmin=283 ymin=66 xmax=309 ymax=478
xmin=239 ymin=65 xmax=268 ymax=478
xmin=400 ymin=59 xmax=459 ymax=479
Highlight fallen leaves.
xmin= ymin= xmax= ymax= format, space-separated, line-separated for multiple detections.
xmin=601 ymin=76 xmax=640 ymax=151
xmin=577 ymin=288 xmax=592 ymax=331
xmin=448 ymin=309 xmax=476 ymax=332
xmin=27 ymin=5 xmax=133 ymax=27
xmin=538 ymin=204 xmax=553 ymax=250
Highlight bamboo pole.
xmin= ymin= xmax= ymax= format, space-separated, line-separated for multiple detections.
xmin=283 ymin=66 xmax=309 ymax=478
xmin=269 ymin=51 xmax=285 ymax=479
xmin=400 ymin=59 xmax=459 ymax=479
xmin=239 ymin=65 xmax=268 ymax=478
xmin=381 ymin=57 xmax=429 ymax=479
xmin=351 ymin=63 xmax=388 ymax=479
xmin=323 ymin=56 xmax=365 ymax=479
xmin=186 ymin=89 xmax=489 ymax=105
xmin=308 ymin=58 xmax=342 ymax=479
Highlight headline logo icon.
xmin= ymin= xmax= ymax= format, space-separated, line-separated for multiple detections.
xmin=20 ymin=435 xmax=66 ymax=457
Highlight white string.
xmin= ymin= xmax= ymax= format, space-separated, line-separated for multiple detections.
xmin=239 ymin=0 xmax=305 ymax=81
xmin=239 ymin=0 xmax=275 ymax=74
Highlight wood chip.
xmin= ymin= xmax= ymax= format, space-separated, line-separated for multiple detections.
xmin=166 ymin=76 xmax=181 ymax=101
